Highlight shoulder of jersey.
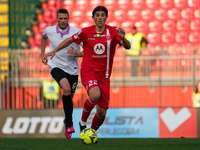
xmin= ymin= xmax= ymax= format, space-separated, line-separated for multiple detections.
xmin=70 ymin=26 xmax=80 ymax=31
xmin=45 ymin=25 xmax=56 ymax=31
xmin=106 ymin=24 xmax=118 ymax=31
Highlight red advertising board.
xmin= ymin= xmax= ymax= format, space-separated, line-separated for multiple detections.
xmin=159 ymin=107 xmax=197 ymax=138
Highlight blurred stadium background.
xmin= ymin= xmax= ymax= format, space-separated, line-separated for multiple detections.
xmin=0 ymin=0 xmax=200 ymax=138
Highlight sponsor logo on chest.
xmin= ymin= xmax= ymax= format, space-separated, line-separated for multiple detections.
xmin=94 ymin=43 xmax=105 ymax=54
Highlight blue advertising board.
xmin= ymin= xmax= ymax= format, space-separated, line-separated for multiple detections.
xmin=72 ymin=108 xmax=159 ymax=138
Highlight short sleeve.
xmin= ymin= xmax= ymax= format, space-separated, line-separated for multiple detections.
xmin=71 ymin=30 xmax=85 ymax=45
xmin=115 ymin=28 xmax=122 ymax=44
xmin=41 ymin=27 xmax=48 ymax=38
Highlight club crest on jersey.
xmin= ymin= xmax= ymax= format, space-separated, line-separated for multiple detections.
xmin=94 ymin=43 xmax=105 ymax=54
xmin=106 ymin=34 xmax=111 ymax=40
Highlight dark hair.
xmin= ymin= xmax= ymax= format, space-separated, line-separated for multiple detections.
xmin=92 ymin=6 xmax=108 ymax=17
xmin=132 ymin=26 xmax=137 ymax=30
xmin=57 ymin=8 xmax=69 ymax=18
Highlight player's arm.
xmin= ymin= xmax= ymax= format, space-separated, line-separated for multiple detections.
xmin=117 ymin=28 xmax=131 ymax=49
xmin=67 ymin=46 xmax=83 ymax=57
xmin=44 ymin=37 xmax=73 ymax=60
xmin=41 ymin=36 xmax=48 ymax=65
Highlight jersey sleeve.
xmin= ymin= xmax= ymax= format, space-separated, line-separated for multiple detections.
xmin=41 ymin=27 xmax=48 ymax=38
xmin=71 ymin=30 xmax=85 ymax=45
xmin=115 ymin=28 xmax=122 ymax=44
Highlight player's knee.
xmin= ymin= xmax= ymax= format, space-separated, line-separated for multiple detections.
xmin=90 ymin=93 xmax=100 ymax=102
xmin=97 ymin=111 xmax=106 ymax=120
xmin=89 ymin=87 xmax=101 ymax=102
xmin=62 ymin=87 xmax=71 ymax=96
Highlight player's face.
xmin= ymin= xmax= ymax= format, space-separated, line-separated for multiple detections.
xmin=57 ymin=13 xmax=69 ymax=29
xmin=92 ymin=11 xmax=107 ymax=28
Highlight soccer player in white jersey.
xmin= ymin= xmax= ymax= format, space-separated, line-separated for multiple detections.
xmin=43 ymin=6 xmax=131 ymax=139
xmin=41 ymin=8 xmax=82 ymax=139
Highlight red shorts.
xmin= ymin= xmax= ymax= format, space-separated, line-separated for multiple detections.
xmin=81 ymin=72 xmax=110 ymax=109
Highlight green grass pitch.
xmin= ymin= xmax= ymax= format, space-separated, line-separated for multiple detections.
xmin=0 ymin=138 xmax=200 ymax=150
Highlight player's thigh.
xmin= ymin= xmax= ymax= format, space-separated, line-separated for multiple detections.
xmin=88 ymin=86 xmax=101 ymax=102
xmin=59 ymin=78 xmax=71 ymax=92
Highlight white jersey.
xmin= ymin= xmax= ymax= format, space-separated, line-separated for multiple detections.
xmin=42 ymin=25 xmax=81 ymax=75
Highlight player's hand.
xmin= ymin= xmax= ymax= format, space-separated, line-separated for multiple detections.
xmin=43 ymin=51 xmax=56 ymax=64
xmin=117 ymin=27 xmax=125 ymax=39
xmin=67 ymin=46 xmax=78 ymax=57
xmin=41 ymin=54 xmax=48 ymax=65
xmin=41 ymin=56 xmax=48 ymax=65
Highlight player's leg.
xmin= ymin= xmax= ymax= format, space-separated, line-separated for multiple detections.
xmin=59 ymin=78 xmax=76 ymax=139
xmin=91 ymin=105 xmax=107 ymax=131
xmin=59 ymin=78 xmax=73 ymax=124
xmin=79 ymin=86 xmax=101 ymax=131
xmin=51 ymin=68 xmax=77 ymax=139
xmin=90 ymin=78 xmax=109 ymax=131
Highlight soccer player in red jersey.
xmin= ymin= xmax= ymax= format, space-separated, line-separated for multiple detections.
xmin=44 ymin=6 xmax=131 ymax=133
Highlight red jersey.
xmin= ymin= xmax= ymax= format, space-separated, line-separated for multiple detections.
xmin=71 ymin=25 xmax=121 ymax=78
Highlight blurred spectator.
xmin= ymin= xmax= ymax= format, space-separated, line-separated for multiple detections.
xmin=126 ymin=26 xmax=148 ymax=76
xmin=192 ymin=81 xmax=200 ymax=107
xmin=40 ymin=78 xmax=61 ymax=109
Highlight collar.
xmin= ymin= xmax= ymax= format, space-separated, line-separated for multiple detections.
xmin=56 ymin=24 xmax=70 ymax=38
xmin=91 ymin=25 xmax=107 ymax=34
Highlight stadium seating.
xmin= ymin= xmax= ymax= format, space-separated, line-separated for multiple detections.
xmin=121 ymin=20 xmax=133 ymax=33
xmin=131 ymin=0 xmax=145 ymax=10
xmin=62 ymin=0 xmax=75 ymax=12
xmin=140 ymin=9 xmax=154 ymax=21
xmin=162 ymin=20 xmax=176 ymax=32
xmin=154 ymin=8 xmax=168 ymax=21
xmin=34 ymin=32 xmax=42 ymax=47
xmin=175 ymin=32 xmax=189 ymax=44
xmin=89 ymin=0 xmax=103 ymax=8
xmin=75 ymin=0 xmax=88 ymax=10
xmin=189 ymin=31 xmax=200 ymax=44
xmin=176 ymin=19 xmax=190 ymax=31
xmin=39 ymin=21 xmax=47 ymax=33
xmin=167 ymin=8 xmax=181 ymax=20
xmin=103 ymin=0 xmax=116 ymax=11
xmin=47 ymin=0 xmax=56 ymax=11
xmin=181 ymin=8 xmax=194 ymax=20
xmin=85 ymin=8 xmax=93 ymax=18
xmin=147 ymin=32 xmax=161 ymax=45
xmin=70 ymin=9 xmax=83 ymax=22
xmin=145 ymin=0 xmax=159 ymax=10
xmin=113 ymin=9 xmax=126 ymax=21
xmin=148 ymin=20 xmax=162 ymax=32
xmin=29 ymin=0 xmax=200 ymax=57
xmin=161 ymin=32 xmax=175 ymax=45
xmin=173 ymin=0 xmax=187 ymax=9
xmin=190 ymin=19 xmax=200 ymax=31
xmin=43 ymin=9 xmax=52 ymax=23
xmin=159 ymin=0 xmax=174 ymax=9
xmin=117 ymin=0 xmax=131 ymax=9
xmin=194 ymin=8 xmax=200 ymax=19
xmin=107 ymin=20 xmax=120 ymax=27
xmin=127 ymin=9 xmax=141 ymax=21
xmin=187 ymin=0 xmax=200 ymax=8
xmin=79 ymin=19 xmax=93 ymax=28
xmin=134 ymin=20 xmax=148 ymax=33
